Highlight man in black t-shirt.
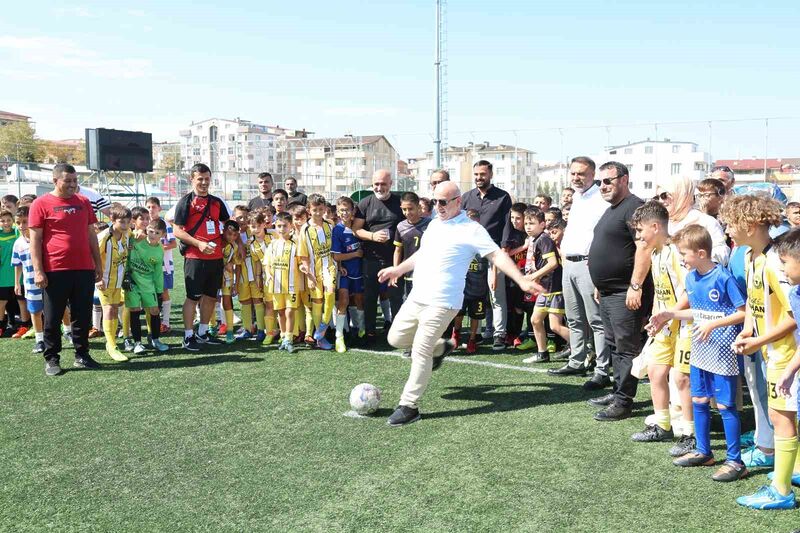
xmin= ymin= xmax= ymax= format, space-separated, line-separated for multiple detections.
xmin=352 ymin=169 xmax=404 ymax=340
xmin=394 ymin=191 xmax=431 ymax=300
xmin=587 ymin=161 xmax=653 ymax=422
xmin=247 ymin=172 xmax=273 ymax=211
xmin=285 ymin=177 xmax=308 ymax=206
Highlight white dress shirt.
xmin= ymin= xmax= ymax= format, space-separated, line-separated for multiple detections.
xmin=560 ymin=183 xmax=609 ymax=256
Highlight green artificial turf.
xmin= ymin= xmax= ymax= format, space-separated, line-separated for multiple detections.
xmin=1 ymin=258 xmax=798 ymax=532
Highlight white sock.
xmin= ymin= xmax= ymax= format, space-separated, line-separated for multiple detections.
xmin=335 ymin=313 xmax=346 ymax=338
xmin=215 ymin=302 xmax=223 ymax=322
xmin=184 ymin=329 xmax=194 ymax=339
xmin=64 ymin=324 xmax=72 ymax=333
xmin=198 ymin=323 xmax=208 ymax=336
xmin=347 ymin=306 xmax=357 ymax=331
xmin=93 ymin=306 xmax=102 ymax=330
xmin=35 ymin=331 xmax=44 ymax=342
xmin=355 ymin=309 xmax=365 ymax=331
xmin=162 ymin=300 xmax=171 ymax=327
xmin=380 ymin=299 xmax=392 ymax=323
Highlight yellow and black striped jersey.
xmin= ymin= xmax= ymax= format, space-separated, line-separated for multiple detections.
xmin=297 ymin=221 xmax=337 ymax=280
xmin=264 ymin=238 xmax=306 ymax=294
xmin=98 ymin=229 xmax=129 ymax=289
xmin=651 ymin=243 xmax=690 ymax=337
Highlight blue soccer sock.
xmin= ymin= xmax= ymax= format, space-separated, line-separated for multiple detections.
xmin=693 ymin=401 xmax=712 ymax=457
xmin=720 ymin=407 xmax=742 ymax=464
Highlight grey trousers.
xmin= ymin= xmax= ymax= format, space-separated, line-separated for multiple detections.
xmin=562 ymin=258 xmax=608 ymax=376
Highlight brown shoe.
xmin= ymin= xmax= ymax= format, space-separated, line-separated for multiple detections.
xmin=673 ymin=451 xmax=715 ymax=467
xmin=87 ymin=327 xmax=102 ymax=339
xmin=712 ymin=461 xmax=749 ymax=482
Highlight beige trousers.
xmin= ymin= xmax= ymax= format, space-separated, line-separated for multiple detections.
xmin=388 ymin=300 xmax=459 ymax=408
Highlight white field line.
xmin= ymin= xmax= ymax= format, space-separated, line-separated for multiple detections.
xmin=350 ymin=348 xmax=551 ymax=374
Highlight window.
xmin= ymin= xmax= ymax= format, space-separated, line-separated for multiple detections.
xmin=694 ymin=162 xmax=707 ymax=171
xmin=671 ymin=163 xmax=681 ymax=175
xmin=496 ymin=167 xmax=505 ymax=175
xmin=626 ymin=164 xmax=633 ymax=172
xmin=672 ymin=145 xmax=680 ymax=153
xmin=643 ymin=181 xmax=653 ymax=189
xmin=192 ymin=136 xmax=199 ymax=144
xmin=624 ymin=148 xmax=633 ymax=154
xmin=229 ymin=135 xmax=235 ymax=142
xmin=609 ymin=150 xmax=617 ymax=155
xmin=202 ymin=136 xmax=207 ymax=142
xmin=644 ymin=145 xmax=653 ymax=154
xmin=644 ymin=164 xmax=653 ymax=172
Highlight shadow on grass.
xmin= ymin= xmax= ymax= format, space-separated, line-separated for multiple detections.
xmin=426 ymin=382 xmax=585 ymax=419
xmin=117 ymin=354 xmax=264 ymax=371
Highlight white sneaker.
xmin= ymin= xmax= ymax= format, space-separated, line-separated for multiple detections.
xmin=133 ymin=342 xmax=147 ymax=354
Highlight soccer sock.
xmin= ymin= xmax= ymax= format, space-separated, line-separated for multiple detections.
xmin=380 ymin=299 xmax=392 ymax=323
xmin=216 ymin=302 xmax=223 ymax=323
xmin=311 ymin=301 xmax=323 ymax=331
xmin=693 ymin=401 xmax=712 ymax=457
xmin=355 ymin=309 xmax=365 ymax=331
xmin=654 ymin=409 xmax=672 ymax=432
xmin=145 ymin=313 xmax=152 ymax=335
xmin=93 ymin=306 xmax=103 ymax=330
xmin=130 ymin=312 xmax=142 ymax=343
xmin=209 ymin=308 xmax=217 ymax=328
xmin=241 ymin=303 xmax=253 ymax=333
xmin=35 ymin=331 xmax=43 ymax=342
xmin=772 ymin=436 xmax=799 ymax=495
xmin=184 ymin=329 xmax=193 ymax=340
xmin=323 ymin=292 xmax=335 ymax=325
xmin=683 ymin=419 xmax=695 ymax=436
xmin=162 ymin=299 xmax=171 ymax=327
xmin=150 ymin=314 xmax=161 ymax=340
xmin=254 ymin=303 xmax=266 ymax=331
xmin=225 ymin=309 xmax=234 ymax=331
xmin=305 ymin=305 xmax=314 ymax=334
xmin=198 ymin=323 xmax=208 ymax=337
xmin=719 ymin=408 xmax=742 ymax=463
xmin=293 ymin=307 xmax=302 ymax=336
xmin=265 ymin=310 xmax=276 ymax=334
xmin=122 ymin=308 xmax=130 ymax=337
xmin=103 ymin=319 xmax=116 ymax=347
xmin=336 ymin=313 xmax=346 ymax=338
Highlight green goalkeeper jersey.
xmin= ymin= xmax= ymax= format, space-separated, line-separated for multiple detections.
xmin=128 ymin=238 xmax=164 ymax=295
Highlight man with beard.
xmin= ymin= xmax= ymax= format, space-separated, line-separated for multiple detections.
xmin=461 ymin=160 xmax=513 ymax=351
xmin=285 ymin=176 xmax=308 ymax=206
xmin=352 ymin=169 xmax=404 ymax=341
xmin=548 ymin=157 xmax=611 ymax=390
xmin=247 ymin=172 xmax=274 ymax=211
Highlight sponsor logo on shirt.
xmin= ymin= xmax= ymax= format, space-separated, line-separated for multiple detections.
xmin=708 ymin=289 xmax=720 ymax=302
xmin=53 ymin=205 xmax=82 ymax=215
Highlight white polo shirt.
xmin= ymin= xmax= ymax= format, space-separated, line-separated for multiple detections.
xmin=560 ymin=183 xmax=608 ymax=256
xmin=409 ymin=211 xmax=499 ymax=309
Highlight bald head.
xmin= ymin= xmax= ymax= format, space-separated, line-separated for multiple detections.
xmin=372 ymin=169 xmax=392 ymax=200
xmin=436 ymin=180 xmax=460 ymax=198
xmin=432 ymin=181 xmax=462 ymax=220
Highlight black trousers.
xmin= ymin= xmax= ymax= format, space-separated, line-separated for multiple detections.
xmin=363 ymin=258 xmax=402 ymax=335
xmin=43 ymin=270 xmax=94 ymax=362
xmin=598 ymin=290 xmax=649 ymax=408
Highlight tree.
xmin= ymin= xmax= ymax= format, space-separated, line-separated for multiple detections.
xmin=0 ymin=122 xmax=45 ymax=162
xmin=159 ymin=151 xmax=183 ymax=171
xmin=44 ymin=140 xmax=86 ymax=165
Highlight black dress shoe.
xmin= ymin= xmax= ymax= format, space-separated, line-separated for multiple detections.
xmin=547 ymin=363 xmax=587 ymax=376
xmin=583 ymin=374 xmax=612 ymax=391
xmin=587 ymin=393 xmax=615 ymax=407
xmin=594 ymin=403 xmax=632 ymax=422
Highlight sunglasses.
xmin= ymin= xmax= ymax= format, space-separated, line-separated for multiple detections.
xmin=601 ymin=175 xmax=622 ymax=186
xmin=711 ymin=165 xmax=732 ymax=173
xmin=695 ymin=192 xmax=720 ymax=199
xmin=433 ymin=197 xmax=458 ymax=207
xmin=657 ymin=192 xmax=672 ymax=201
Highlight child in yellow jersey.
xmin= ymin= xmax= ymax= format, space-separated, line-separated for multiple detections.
xmin=631 ymin=202 xmax=695 ymax=453
xmin=221 ymin=220 xmax=240 ymax=344
xmin=264 ymin=212 xmax=313 ymax=353
xmin=252 ymin=207 xmax=279 ymax=345
xmin=246 ymin=210 xmax=273 ymax=343
xmin=722 ymin=195 xmax=799 ymax=510
xmin=96 ymin=205 xmax=132 ymax=362
xmin=298 ymin=194 xmax=337 ymax=351
xmin=290 ymin=204 xmax=312 ymax=343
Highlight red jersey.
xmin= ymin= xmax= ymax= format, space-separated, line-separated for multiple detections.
xmin=28 ymin=193 xmax=98 ymax=272
xmin=173 ymin=192 xmax=230 ymax=260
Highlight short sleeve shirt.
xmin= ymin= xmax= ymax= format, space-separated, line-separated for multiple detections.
xmin=394 ymin=218 xmax=432 ymax=279
xmin=173 ymin=192 xmax=230 ymax=261
xmin=76 ymin=186 xmax=111 ymax=214
xmin=355 ymin=193 xmax=403 ymax=263
xmin=247 ymin=195 xmax=273 ymax=212
xmin=331 ymin=223 xmax=362 ymax=279
xmin=29 ymin=193 xmax=98 ymax=272
xmin=526 ymin=233 xmax=558 ymax=294
xmin=588 ymin=194 xmax=645 ymax=293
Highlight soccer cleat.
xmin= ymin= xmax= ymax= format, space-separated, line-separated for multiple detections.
xmin=32 ymin=341 xmax=45 ymax=354
xmin=123 ymin=337 xmax=135 ymax=352
xmin=208 ymin=325 xmax=218 ymax=337
xmin=767 ymin=471 xmax=800 ymax=487
xmin=316 ymin=337 xmax=333 ymax=350
xmin=631 ymin=424 xmax=674 ymax=443
xmin=225 ymin=331 xmax=234 ymax=344
xmin=304 ymin=335 xmax=316 ymax=347
xmin=160 ymin=323 xmax=171 ymax=334
xmin=358 ymin=328 xmax=366 ymax=339
xmin=492 ymin=336 xmax=506 ymax=351
xmin=516 ymin=338 xmax=537 ymax=351
xmin=87 ymin=327 xmax=102 ymax=339
xmin=401 ymin=349 xmax=411 ymax=359
xmin=284 ymin=341 xmax=295 ymax=354
xmin=451 ymin=329 xmax=461 ymax=348
xmin=466 ymin=337 xmax=478 ymax=354
xmin=512 ymin=336 xmax=523 ymax=348
xmin=335 ymin=337 xmax=347 ymax=353
xmin=73 ymin=354 xmax=101 ymax=369
xmin=150 ymin=339 xmax=169 ymax=352
xmin=742 ymin=446 xmax=775 ymax=468
xmin=736 ymin=485 xmax=797 ymax=510
xmin=387 ymin=405 xmax=421 ymax=427
xmin=133 ymin=342 xmax=147 ymax=355
xmin=235 ymin=329 xmax=253 ymax=341
xmin=740 ymin=430 xmax=756 ymax=448
xmin=669 ymin=435 xmax=697 ymax=457
xmin=11 ymin=326 xmax=29 ymax=339
xmin=277 ymin=339 xmax=287 ymax=351
xmin=21 ymin=328 xmax=35 ymax=339
xmin=262 ymin=331 xmax=277 ymax=346
xmin=672 ymin=451 xmax=715 ymax=467
xmin=106 ymin=343 xmax=129 ymax=362
xmin=197 ymin=333 xmax=224 ymax=345
xmin=313 ymin=323 xmax=329 ymax=342
xmin=432 ymin=339 xmax=456 ymax=371
xmin=255 ymin=330 xmax=266 ymax=343
xmin=45 ymin=360 xmax=62 ymax=376
xmin=712 ymin=461 xmax=749 ymax=482
xmin=182 ymin=336 xmax=201 ymax=352
xmin=523 ymin=352 xmax=550 ymax=363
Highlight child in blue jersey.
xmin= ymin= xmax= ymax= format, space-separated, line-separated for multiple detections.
xmin=649 ymin=224 xmax=748 ymax=482
xmin=331 ymin=196 xmax=365 ymax=352
xmin=11 ymin=207 xmax=44 ymax=352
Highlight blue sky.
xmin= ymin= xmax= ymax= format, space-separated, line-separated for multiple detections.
xmin=2 ymin=0 xmax=799 ymax=161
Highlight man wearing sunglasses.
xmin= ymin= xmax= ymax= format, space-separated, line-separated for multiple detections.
xmin=710 ymin=166 xmax=735 ymax=195
xmin=378 ymin=181 xmax=543 ymax=427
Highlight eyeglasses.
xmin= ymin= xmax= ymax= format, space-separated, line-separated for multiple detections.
xmin=695 ymin=192 xmax=720 ymax=199
xmin=711 ymin=165 xmax=732 ymax=173
xmin=601 ymin=175 xmax=622 ymax=186
xmin=433 ymin=197 xmax=458 ymax=207
xmin=658 ymin=192 xmax=671 ymax=201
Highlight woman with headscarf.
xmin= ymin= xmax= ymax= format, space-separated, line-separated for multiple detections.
xmin=657 ymin=175 xmax=730 ymax=266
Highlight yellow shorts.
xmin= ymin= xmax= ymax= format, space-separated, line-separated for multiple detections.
xmin=262 ymin=291 xmax=274 ymax=306
xmin=767 ymin=366 xmax=799 ymax=412
xmin=99 ymin=288 xmax=123 ymax=306
xmin=273 ymin=292 xmax=299 ymax=311
xmin=237 ymin=279 xmax=264 ymax=301
xmin=648 ymin=325 xmax=691 ymax=374
xmin=297 ymin=291 xmax=310 ymax=307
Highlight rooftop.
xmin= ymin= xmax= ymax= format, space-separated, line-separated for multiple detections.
xmin=0 ymin=110 xmax=31 ymax=122
xmin=606 ymin=138 xmax=698 ymax=151
xmin=714 ymin=158 xmax=800 ymax=171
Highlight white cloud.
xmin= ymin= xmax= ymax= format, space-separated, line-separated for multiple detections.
xmin=0 ymin=36 xmax=152 ymax=80
xmin=324 ymin=106 xmax=402 ymax=117
xmin=126 ymin=9 xmax=146 ymax=17
xmin=53 ymin=6 xmax=94 ymax=17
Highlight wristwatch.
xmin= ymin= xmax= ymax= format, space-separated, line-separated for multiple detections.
xmin=630 ymin=282 xmax=641 ymax=291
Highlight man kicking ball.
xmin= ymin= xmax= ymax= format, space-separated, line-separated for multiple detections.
xmin=378 ymin=181 xmax=542 ymax=427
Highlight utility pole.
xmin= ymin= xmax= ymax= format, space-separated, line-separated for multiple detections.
xmin=434 ymin=0 xmax=442 ymax=168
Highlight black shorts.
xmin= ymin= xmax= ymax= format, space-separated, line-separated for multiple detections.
xmin=0 ymin=286 xmax=14 ymax=301
xmin=461 ymin=296 xmax=487 ymax=320
xmin=184 ymin=258 xmax=223 ymax=301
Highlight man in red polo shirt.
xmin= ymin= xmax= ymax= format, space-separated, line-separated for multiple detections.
xmin=29 ymin=163 xmax=103 ymax=376
xmin=173 ymin=163 xmax=231 ymax=351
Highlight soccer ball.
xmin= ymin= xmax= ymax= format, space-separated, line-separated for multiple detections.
xmin=349 ymin=383 xmax=381 ymax=415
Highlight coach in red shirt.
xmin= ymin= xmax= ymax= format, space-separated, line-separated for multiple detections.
xmin=173 ymin=163 xmax=231 ymax=351
xmin=30 ymin=164 xmax=103 ymax=376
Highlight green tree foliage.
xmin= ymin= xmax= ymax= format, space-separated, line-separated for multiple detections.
xmin=0 ymin=122 xmax=44 ymax=162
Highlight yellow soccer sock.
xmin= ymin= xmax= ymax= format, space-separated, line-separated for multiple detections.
xmin=265 ymin=311 xmax=276 ymax=334
xmin=254 ymin=303 xmax=265 ymax=331
xmin=241 ymin=303 xmax=253 ymax=332
xmin=145 ymin=313 xmax=152 ymax=334
xmin=323 ymin=292 xmax=334 ymax=324
xmin=794 ymin=436 xmax=800 ymax=473
xmin=121 ymin=308 xmax=130 ymax=337
xmin=103 ymin=319 xmax=116 ymax=347
xmin=772 ymin=436 xmax=799 ymax=495
xmin=654 ymin=409 xmax=671 ymax=431
xmin=305 ymin=305 xmax=314 ymax=334
xmin=683 ymin=419 xmax=695 ymax=436
xmin=225 ymin=309 xmax=234 ymax=330
xmin=311 ymin=301 xmax=323 ymax=331
xmin=294 ymin=307 xmax=303 ymax=336
xmin=209 ymin=311 xmax=217 ymax=328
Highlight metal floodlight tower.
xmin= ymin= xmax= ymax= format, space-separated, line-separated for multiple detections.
xmin=434 ymin=0 xmax=448 ymax=169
